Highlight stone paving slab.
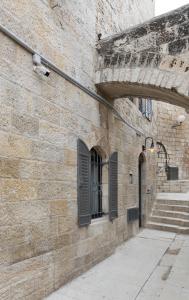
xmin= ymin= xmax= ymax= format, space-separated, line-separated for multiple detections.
xmin=46 ymin=229 xmax=189 ymax=300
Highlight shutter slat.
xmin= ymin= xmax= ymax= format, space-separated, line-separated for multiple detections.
xmin=109 ymin=152 xmax=118 ymax=221
xmin=77 ymin=139 xmax=91 ymax=227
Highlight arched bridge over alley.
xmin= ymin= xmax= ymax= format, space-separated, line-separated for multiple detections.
xmin=96 ymin=5 xmax=189 ymax=111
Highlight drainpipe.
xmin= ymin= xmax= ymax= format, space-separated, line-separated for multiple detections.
xmin=0 ymin=23 xmax=144 ymax=136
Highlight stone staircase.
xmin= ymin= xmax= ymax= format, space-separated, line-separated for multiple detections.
xmin=147 ymin=193 xmax=189 ymax=234
xmin=159 ymin=180 xmax=189 ymax=193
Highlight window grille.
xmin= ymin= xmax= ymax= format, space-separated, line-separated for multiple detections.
xmin=127 ymin=207 xmax=139 ymax=223
xmin=90 ymin=148 xmax=103 ymax=219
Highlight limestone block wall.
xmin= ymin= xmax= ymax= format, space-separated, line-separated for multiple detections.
xmin=156 ymin=102 xmax=189 ymax=191
xmin=96 ymin=0 xmax=155 ymax=38
xmin=114 ymin=97 xmax=158 ymax=219
xmin=0 ymin=0 xmax=157 ymax=298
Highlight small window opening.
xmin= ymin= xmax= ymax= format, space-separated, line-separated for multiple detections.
xmin=129 ymin=172 xmax=133 ymax=184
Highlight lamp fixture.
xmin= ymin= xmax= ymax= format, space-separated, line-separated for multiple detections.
xmin=172 ymin=114 xmax=186 ymax=128
xmin=142 ymin=137 xmax=155 ymax=153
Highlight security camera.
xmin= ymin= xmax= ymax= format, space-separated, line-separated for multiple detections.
xmin=33 ymin=54 xmax=51 ymax=77
xmin=33 ymin=65 xmax=51 ymax=77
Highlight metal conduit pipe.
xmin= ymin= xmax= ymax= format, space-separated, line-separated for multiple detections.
xmin=0 ymin=23 xmax=144 ymax=136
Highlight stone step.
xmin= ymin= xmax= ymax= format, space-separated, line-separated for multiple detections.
xmin=160 ymin=188 xmax=189 ymax=193
xmin=150 ymin=215 xmax=189 ymax=227
xmin=157 ymin=193 xmax=189 ymax=200
xmin=152 ymin=209 xmax=189 ymax=220
xmin=154 ymin=203 xmax=189 ymax=213
xmin=146 ymin=222 xmax=189 ymax=234
xmin=157 ymin=199 xmax=189 ymax=206
xmin=166 ymin=180 xmax=189 ymax=183
xmin=160 ymin=180 xmax=189 ymax=193
xmin=162 ymin=181 xmax=189 ymax=186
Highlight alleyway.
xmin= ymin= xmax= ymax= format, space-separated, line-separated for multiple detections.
xmin=46 ymin=229 xmax=189 ymax=300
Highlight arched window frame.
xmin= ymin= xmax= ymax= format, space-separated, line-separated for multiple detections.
xmin=77 ymin=139 xmax=118 ymax=226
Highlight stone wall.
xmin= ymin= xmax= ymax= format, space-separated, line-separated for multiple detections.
xmin=96 ymin=0 xmax=155 ymax=38
xmin=0 ymin=0 xmax=160 ymax=299
xmin=156 ymin=103 xmax=189 ymax=191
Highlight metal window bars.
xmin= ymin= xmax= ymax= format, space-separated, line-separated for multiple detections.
xmin=90 ymin=148 xmax=103 ymax=219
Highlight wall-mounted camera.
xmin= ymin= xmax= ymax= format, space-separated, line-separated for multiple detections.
xmin=33 ymin=54 xmax=51 ymax=77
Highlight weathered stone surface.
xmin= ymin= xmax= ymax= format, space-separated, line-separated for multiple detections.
xmin=31 ymin=140 xmax=64 ymax=162
xmin=0 ymin=132 xmax=31 ymax=159
xmin=0 ymin=179 xmax=38 ymax=202
xmin=0 ymin=0 xmax=188 ymax=299
xmin=12 ymin=113 xmax=39 ymax=137
xmin=33 ymin=97 xmax=61 ymax=126
xmin=96 ymin=5 xmax=189 ymax=109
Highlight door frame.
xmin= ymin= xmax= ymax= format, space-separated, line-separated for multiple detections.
xmin=138 ymin=152 xmax=146 ymax=227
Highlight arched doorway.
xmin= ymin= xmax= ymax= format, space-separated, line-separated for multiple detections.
xmin=138 ymin=153 xmax=146 ymax=228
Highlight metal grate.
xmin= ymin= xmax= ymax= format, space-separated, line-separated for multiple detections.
xmin=167 ymin=166 xmax=179 ymax=180
xmin=127 ymin=207 xmax=139 ymax=223
xmin=91 ymin=148 xmax=103 ymax=219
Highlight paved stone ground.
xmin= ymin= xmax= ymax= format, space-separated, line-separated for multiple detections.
xmin=46 ymin=229 xmax=189 ymax=300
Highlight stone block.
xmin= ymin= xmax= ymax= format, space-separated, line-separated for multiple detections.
xmin=12 ymin=112 xmax=39 ymax=137
xmin=39 ymin=120 xmax=75 ymax=148
xmin=0 ymin=179 xmax=38 ymax=202
xmin=0 ymin=104 xmax=11 ymax=131
xmin=0 ymin=158 xmax=20 ymax=178
xmin=49 ymin=199 xmax=68 ymax=216
xmin=58 ymin=215 xmax=75 ymax=235
xmin=0 ymin=132 xmax=31 ymax=159
xmin=33 ymin=97 xmax=61 ymax=125
xmin=0 ymin=225 xmax=25 ymax=249
xmin=0 ymin=201 xmax=50 ymax=226
xmin=0 ymin=76 xmax=33 ymax=114
xmin=37 ymin=181 xmax=76 ymax=200
xmin=31 ymin=140 xmax=64 ymax=162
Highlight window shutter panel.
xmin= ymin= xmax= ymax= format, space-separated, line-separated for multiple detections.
xmin=109 ymin=152 xmax=118 ymax=221
xmin=139 ymin=98 xmax=146 ymax=115
xmin=77 ymin=139 xmax=91 ymax=227
xmin=146 ymin=98 xmax=153 ymax=120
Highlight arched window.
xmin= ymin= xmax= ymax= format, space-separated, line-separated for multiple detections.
xmin=90 ymin=148 xmax=103 ymax=219
xmin=77 ymin=139 xmax=118 ymax=226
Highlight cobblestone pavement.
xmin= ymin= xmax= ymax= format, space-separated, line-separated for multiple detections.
xmin=46 ymin=229 xmax=189 ymax=300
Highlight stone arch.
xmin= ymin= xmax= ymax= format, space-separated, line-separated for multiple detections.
xmin=96 ymin=58 xmax=189 ymax=111
xmin=90 ymin=145 xmax=107 ymax=160
xmin=96 ymin=4 xmax=189 ymax=110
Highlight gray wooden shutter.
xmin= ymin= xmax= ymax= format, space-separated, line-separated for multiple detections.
xmin=109 ymin=152 xmax=118 ymax=221
xmin=146 ymin=98 xmax=153 ymax=121
xmin=77 ymin=139 xmax=91 ymax=227
xmin=139 ymin=98 xmax=146 ymax=114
